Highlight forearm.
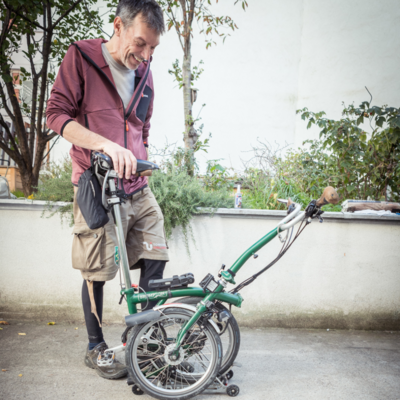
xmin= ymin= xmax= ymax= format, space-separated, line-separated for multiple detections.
xmin=62 ymin=121 xmax=110 ymax=152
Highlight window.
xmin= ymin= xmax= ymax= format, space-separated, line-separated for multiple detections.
xmin=12 ymin=71 xmax=21 ymax=103
xmin=21 ymin=80 xmax=33 ymax=105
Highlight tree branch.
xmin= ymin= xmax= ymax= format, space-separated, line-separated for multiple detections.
xmin=0 ymin=114 xmax=20 ymax=162
xmin=3 ymin=2 xmax=47 ymax=31
xmin=188 ymin=0 xmax=195 ymax=27
xmin=82 ymin=0 xmax=111 ymax=39
xmin=51 ymin=0 xmax=83 ymax=29
xmin=0 ymin=82 xmax=15 ymax=122
xmin=0 ymin=135 xmax=18 ymax=162
xmin=25 ymin=35 xmax=40 ymax=162
xmin=36 ymin=1 xmax=51 ymax=143
xmin=3 ymin=65 xmax=31 ymax=169
xmin=166 ymin=0 xmax=185 ymax=52
xmin=45 ymin=131 xmax=58 ymax=142
xmin=0 ymin=9 xmax=15 ymax=49
xmin=25 ymin=34 xmax=38 ymax=78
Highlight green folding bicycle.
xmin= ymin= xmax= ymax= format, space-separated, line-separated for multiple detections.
xmin=91 ymin=152 xmax=339 ymax=400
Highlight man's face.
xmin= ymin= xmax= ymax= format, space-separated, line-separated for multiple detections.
xmin=115 ymin=15 xmax=160 ymax=70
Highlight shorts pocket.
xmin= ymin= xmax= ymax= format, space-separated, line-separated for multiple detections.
xmin=72 ymin=224 xmax=105 ymax=272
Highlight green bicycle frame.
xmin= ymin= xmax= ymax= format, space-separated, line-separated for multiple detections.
xmin=101 ymin=158 xmax=289 ymax=355
xmin=116 ymin=192 xmax=279 ymax=351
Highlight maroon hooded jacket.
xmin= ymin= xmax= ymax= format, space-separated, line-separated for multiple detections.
xmin=46 ymin=38 xmax=153 ymax=194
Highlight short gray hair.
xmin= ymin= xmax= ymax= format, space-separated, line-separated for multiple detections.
xmin=116 ymin=0 xmax=165 ymax=35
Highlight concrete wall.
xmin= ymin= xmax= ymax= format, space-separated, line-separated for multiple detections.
xmin=1 ymin=200 xmax=399 ymax=330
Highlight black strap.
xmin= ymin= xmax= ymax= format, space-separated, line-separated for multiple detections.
xmin=126 ymin=61 xmax=151 ymax=118
xmin=227 ymin=269 xmax=236 ymax=277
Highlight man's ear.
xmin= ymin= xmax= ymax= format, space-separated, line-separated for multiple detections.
xmin=114 ymin=16 xmax=123 ymax=37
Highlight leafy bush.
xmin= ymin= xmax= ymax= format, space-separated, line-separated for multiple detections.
xmin=35 ymin=156 xmax=232 ymax=241
xmin=202 ymin=160 xmax=235 ymax=192
xmin=149 ymin=168 xmax=232 ymax=248
xmin=34 ymin=157 xmax=74 ymax=225
xmin=294 ymin=102 xmax=400 ymax=201
xmin=242 ymin=169 xmax=305 ymax=210
xmin=240 ymin=100 xmax=400 ymax=211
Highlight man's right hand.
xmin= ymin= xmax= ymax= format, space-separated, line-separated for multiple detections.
xmin=101 ymin=141 xmax=137 ymax=180
xmin=63 ymin=121 xmax=137 ymax=180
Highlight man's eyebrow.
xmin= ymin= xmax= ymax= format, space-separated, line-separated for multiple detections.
xmin=135 ymin=37 xmax=146 ymax=42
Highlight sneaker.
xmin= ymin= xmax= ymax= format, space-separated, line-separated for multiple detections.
xmin=84 ymin=342 xmax=127 ymax=380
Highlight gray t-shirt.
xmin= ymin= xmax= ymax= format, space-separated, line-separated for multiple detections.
xmin=101 ymin=43 xmax=135 ymax=109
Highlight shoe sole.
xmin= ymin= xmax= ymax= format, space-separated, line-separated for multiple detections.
xmin=84 ymin=355 xmax=96 ymax=369
xmin=95 ymin=366 xmax=128 ymax=380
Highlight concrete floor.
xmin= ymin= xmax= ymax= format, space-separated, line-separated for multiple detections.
xmin=0 ymin=322 xmax=399 ymax=400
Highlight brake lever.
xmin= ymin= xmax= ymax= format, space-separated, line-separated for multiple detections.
xmin=305 ymin=200 xmax=324 ymax=221
xmin=287 ymin=203 xmax=296 ymax=215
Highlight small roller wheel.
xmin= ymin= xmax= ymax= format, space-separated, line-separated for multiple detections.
xmin=226 ymin=384 xmax=240 ymax=397
xmin=132 ymin=385 xmax=144 ymax=395
xmin=226 ymin=370 xmax=234 ymax=380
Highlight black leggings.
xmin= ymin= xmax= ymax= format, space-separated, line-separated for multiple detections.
xmin=82 ymin=259 xmax=166 ymax=343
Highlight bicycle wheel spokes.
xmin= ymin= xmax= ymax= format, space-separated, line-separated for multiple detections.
xmin=127 ymin=309 xmax=221 ymax=399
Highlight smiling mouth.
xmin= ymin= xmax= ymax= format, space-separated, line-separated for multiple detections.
xmin=133 ymin=55 xmax=144 ymax=63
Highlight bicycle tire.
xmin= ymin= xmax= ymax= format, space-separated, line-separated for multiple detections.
xmin=125 ymin=307 xmax=222 ymax=400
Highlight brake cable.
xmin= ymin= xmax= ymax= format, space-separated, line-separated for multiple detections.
xmin=231 ymin=218 xmax=308 ymax=294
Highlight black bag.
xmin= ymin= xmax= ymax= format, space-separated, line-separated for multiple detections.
xmin=76 ymin=166 xmax=109 ymax=229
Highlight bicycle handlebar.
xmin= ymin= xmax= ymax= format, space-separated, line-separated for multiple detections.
xmin=277 ymin=186 xmax=339 ymax=232
xmin=93 ymin=151 xmax=159 ymax=177
xmin=278 ymin=203 xmax=303 ymax=231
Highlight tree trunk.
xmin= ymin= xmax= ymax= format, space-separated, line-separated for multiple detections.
xmin=182 ymin=55 xmax=198 ymax=150
xmin=180 ymin=0 xmax=198 ymax=175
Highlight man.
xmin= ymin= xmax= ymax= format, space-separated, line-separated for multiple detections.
xmin=46 ymin=0 xmax=169 ymax=380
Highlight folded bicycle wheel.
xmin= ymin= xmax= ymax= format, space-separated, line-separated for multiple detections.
xmin=125 ymin=308 xmax=222 ymax=400
xmin=172 ymin=297 xmax=241 ymax=376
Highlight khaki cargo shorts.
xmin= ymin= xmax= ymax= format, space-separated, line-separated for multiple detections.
xmin=71 ymin=186 xmax=169 ymax=282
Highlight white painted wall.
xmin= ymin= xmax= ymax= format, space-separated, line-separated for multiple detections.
xmin=1 ymin=201 xmax=399 ymax=330
xmin=48 ymin=0 xmax=400 ymax=172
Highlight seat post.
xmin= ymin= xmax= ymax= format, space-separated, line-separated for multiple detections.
xmin=108 ymin=178 xmax=132 ymax=290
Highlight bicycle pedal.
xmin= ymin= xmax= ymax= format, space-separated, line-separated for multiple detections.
xmin=97 ymin=350 xmax=115 ymax=367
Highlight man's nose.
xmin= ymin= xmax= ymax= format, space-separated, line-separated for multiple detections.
xmin=141 ymin=47 xmax=152 ymax=61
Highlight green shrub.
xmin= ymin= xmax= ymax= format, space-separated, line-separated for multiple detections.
xmin=34 ymin=157 xmax=74 ymax=225
xmin=35 ymin=157 xmax=232 ymax=242
xmin=295 ymin=102 xmax=400 ymax=201
xmin=149 ymin=168 xmax=232 ymax=248
xmin=202 ymin=160 xmax=235 ymax=192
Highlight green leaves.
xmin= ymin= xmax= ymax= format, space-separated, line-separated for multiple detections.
xmin=159 ymin=0 xmax=247 ymax=50
xmin=391 ymin=116 xmax=400 ymax=129
xmin=296 ymin=101 xmax=400 ymax=202
xmin=356 ymin=115 xmax=364 ymax=125
xmin=376 ymin=116 xmax=385 ymax=127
